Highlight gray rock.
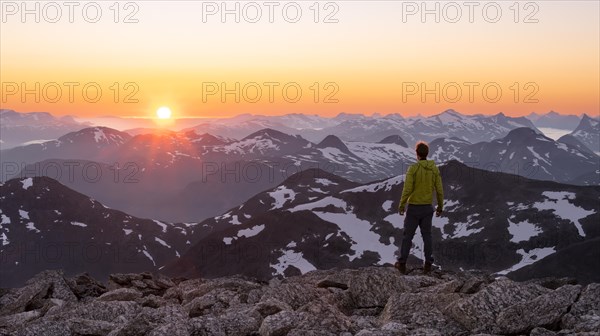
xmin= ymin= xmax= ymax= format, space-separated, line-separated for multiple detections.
xmin=382 ymin=322 xmax=409 ymax=332
xmin=185 ymin=294 xmax=221 ymax=317
xmin=188 ymin=315 xmax=226 ymax=336
xmin=355 ymin=330 xmax=397 ymax=336
xmin=355 ymin=322 xmax=409 ymax=336
xmin=418 ymin=279 xmax=463 ymax=294
xmin=154 ymin=274 xmax=176 ymax=289
xmin=139 ymin=294 xmax=167 ymax=308
xmin=530 ymin=327 xmax=558 ymax=336
xmin=259 ymin=282 xmax=324 ymax=310
xmin=7 ymin=320 xmax=72 ymax=336
xmin=98 ymin=288 xmax=143 ymax=302
xmin=181 ymin=277 xmax=261 ymax=305
xmin=162 ymin=286 xmax=183 ymax=304
xmin=147 ymin=322 xmax=190 ymax=336
xmin=561 ymin=283 xmax=600 ymax=332
xmin=458 ymin=273 xmax=493 ymax=294
xmin=219 ymin=306 xmax=263 ymax=335
xmin=0 ymin=310 xmax=42 ymax=327
xmin=131 ymin=280 xmax=148 ymax=289
xmin=259 ymin=310 xmax=302 ymax=336
xmin=296 ymin=298 xmax=353 ymax=333
xmin=68 ymin=273 xmax=107 ymax=299
xmin=29 ymin=270 xmax=78 ymax=303
xmin=110 ymin=305 xmax=188 ymax=336
xmin=45 ymin=300 xmax=141 ymax=323
xmin=255 ymin=298 xmax=293 ymax=317
xmin=189 ymin=306 xmax=261 ymax=336
xmin=109 ymin=273 xmax=143 ymax=286
xmin=496 ymin=284 xmax=581 ymax=334
xmin=381 ymin=291 xmax=464 ymax=334
xmin=331 ymin=267 xmax=443 ymax=309
xmin=2 ymin=267 xmax=598 ymax=336
xmin=316 ymin=279 xmax=349 ymax=290
xmin=444 ymin=278 xmax=550 ymax=332
xmin=0 ymin=270 xmax=76 ymax=316
xmin=350 ymin=315 xmax=379 ymax=331
xmin=408 ymin=328 xmax=443 ymax=336
xmin=287 ymin=330 xmax=338 ymax=336
xmin=526 ymin=277 xmax=578 ymax=290
xmin=66 ymin=318 xmax=117 ymax=335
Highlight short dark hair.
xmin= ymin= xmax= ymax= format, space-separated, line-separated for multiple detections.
xmin=416 ymin=141 xmax=429 ymax=159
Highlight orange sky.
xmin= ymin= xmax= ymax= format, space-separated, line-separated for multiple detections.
xmin=1 ymin=1 xmax=598 ymax=119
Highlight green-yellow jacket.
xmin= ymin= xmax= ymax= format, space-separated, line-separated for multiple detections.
xmin=398 ymin=159 xmax=444 ymax=212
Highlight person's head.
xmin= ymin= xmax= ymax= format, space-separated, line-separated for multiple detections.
xmin=415 ymin=141 xmax=429 ymax=160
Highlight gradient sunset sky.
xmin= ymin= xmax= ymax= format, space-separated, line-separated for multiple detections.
xmin=1 ymin=1 xmax=598 ymax=119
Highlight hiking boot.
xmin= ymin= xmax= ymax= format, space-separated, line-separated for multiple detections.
xmin=423 ymin=262 xmax=433 ymax=274
xmin=394 ymin=261 xmax=407 ymax=275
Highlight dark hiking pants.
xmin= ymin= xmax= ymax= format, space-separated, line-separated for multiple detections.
xmin=398 ymin=204 xmax=434 ymax=264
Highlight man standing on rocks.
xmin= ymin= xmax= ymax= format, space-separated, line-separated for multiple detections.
xmin=395 ymin=141 xmax=444 ymax=274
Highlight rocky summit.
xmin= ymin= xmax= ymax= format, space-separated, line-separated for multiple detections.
xmin=0 ymin=267 xmax=598 ymax=336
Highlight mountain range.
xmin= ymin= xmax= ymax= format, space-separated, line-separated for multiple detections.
xmin=0 ymin=176 xmax=226 ymax=287
xmin=429 ymin=127 xmax=599 ymax=186
xmin=163 ymin=161 xmax=600 ymax=284
xmin=0 ymin=109 xmax=90 ymax=150
xmin=527 ymin=111 xmax=582 ymax=130
xmin=563 ymin=114 xmax=600 ymax=155
xmin=2 ymin=161 xmax=598 ymax=289
xmin=2 ymin=110 xmax=598 ymax=223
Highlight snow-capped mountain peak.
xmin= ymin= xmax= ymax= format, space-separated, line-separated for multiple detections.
xmin=58 ymin=127 xmax=131 ymax=147
xmin=317 ymin=135 xmax=351 ymax=154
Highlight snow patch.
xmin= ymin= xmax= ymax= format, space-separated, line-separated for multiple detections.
xmin=533 ymin=191 xmax=593 ymax=237
xmin=94 ymin=128 xmax=107 ymax=142
xmin=271 ymin=248 xmax=316 ymax=276
xmin=237 ymin=224 xmax=265 ymax=238
xmin=343 ymin=174 xmax=405 ymax=193
xmin=71 ymin=221 xmax=87 ymax=227
xmin=0 ymin=232 xmax=8 ymax=246
xmin=25 ymin=222 xmax=40 ymax=233
xmin=19 ymin=210 xmax=30 ymax=220
xmin=142 ymin=247 xmax=156 ymax=266
xmin=268 ymin=186 xmax=297 ymax=210
xmin=313 ymin=201 xmax=396 ymax=263
xmin=507 ymin=219 xmax=542 ymax=243
xmin=21 ymin=178 xmax=33 ymax=190
xmin=315 ymin=178 xmax=338 ymax=186
xmin=230 ymin=215 xmax=241 ymax=225
xmin=498 ymin=247 xmax=556 ymax=275
xmin=153 ymin=220 xmax=168 ymax=233
xmin=289 ymin=196 xmax=346 ymax=212
xmin=451 ymin=215 xmax=483 ymax=238
xmin=155 ymin=237 xmax=172 ymax=248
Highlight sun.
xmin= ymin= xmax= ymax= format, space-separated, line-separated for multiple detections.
xmin=156 ymin=106 xmax=172 ymax=119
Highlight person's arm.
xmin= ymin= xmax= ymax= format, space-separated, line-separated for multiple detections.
xmin=398 ymin=166 xmax=415 ymax=213
xmin=434 ymin=166 xmax=444 ymax=213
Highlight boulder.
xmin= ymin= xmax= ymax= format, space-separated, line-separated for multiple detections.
xmin=66 ymin=318 xmax=117 ymax=335
xmin=381 ymin=292 xmax=465 ymax=334
xmin=98 ymin=288 xmax=143 ymax=302
xmin=68 ymin=273 xmax=107 ymax=300
xmin=0 ymin=270 xmax=76 ymax=316
xmin=561 ymin=283 xmax=600 ymax=332
xmin=444 ymin=278 xmax=550 ymax=332
xmin=495 ymin=284 xmax=581 ymax=334
xmin=2 ymin=267 xmax=598 ymax=335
